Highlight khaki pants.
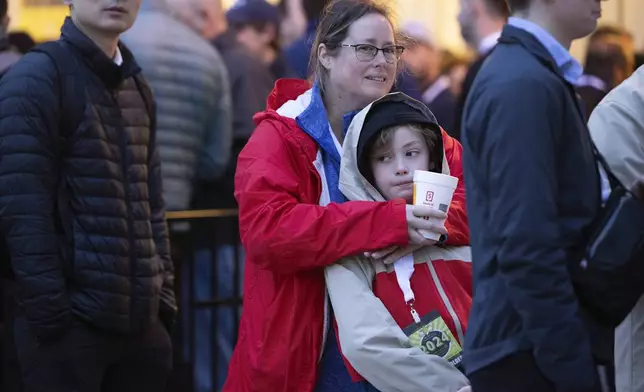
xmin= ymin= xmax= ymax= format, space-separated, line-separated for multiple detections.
xmin=616 ymin=295 xmax=644 ymax=392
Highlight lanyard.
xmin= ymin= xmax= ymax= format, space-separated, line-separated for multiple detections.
xmin=393 ymin=254 xmax=421 ymax=323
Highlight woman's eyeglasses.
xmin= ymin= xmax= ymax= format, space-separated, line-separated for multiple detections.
xmin=340 ymin=44 xmax=405 ymax=64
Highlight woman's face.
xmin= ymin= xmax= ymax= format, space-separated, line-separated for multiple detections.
xmin=319 ymin=13 xmax=398 ymax=111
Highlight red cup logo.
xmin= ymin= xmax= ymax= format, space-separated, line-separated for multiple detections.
xmin=426 ymin=191 xmax=434 ymax=202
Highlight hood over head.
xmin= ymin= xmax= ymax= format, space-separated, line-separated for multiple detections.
xmin=340 ymin=92 xmax=449 ymax=203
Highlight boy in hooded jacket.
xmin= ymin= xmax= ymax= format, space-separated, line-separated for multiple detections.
xmin=323 ymin=92 xmax=473 ymax=392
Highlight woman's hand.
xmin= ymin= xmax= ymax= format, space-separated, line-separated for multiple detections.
xmin=364 ymin=205 xmax=447 ymax=264
xmin=406 ymin=205 xmax=448 ymax=245
xmin=365 ymin=244 xmax=423 ymax=264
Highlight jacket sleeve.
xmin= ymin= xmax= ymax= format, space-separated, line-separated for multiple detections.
xmin=469 ymin=79 xmax=596 ymax=386
xmin=0 ymin=53 xmax=72 ymax=339
xmin=235 ymin=120 xmax=409 ymax=275
xmin=197 ymin=58 xmax=233 ymax=181
xmin=589 ymin=97 xmax=644 ymax=188
xmin=147 ymin=104 xmax=177 ymax=320
xmin=441 ymin=130 xmax=469 ymax=246
xmin=326 ymin=259 xmax=470 ymax=392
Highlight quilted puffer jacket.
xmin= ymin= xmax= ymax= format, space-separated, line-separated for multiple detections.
xmin=122 ymin=0 xmax=233 ymax=211
xmin=0 ymin=17 xmax=176 ymax=340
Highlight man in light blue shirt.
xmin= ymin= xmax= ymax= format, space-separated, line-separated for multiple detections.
xmin=460 ymin=0 xmax=608 ymax=391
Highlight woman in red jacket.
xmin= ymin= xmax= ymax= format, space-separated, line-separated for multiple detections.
xmin=224 ymin=1 xmax=469 ymax=391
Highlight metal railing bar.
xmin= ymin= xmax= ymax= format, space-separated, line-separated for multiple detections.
xmin=166 ymin=209 xmax=239 ymax=220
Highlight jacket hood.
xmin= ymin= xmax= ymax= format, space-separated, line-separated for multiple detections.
xmin=339 ymin=92 xmax=450 ymax=203
xmin=252 ymin=78 xmax=311 ymax=124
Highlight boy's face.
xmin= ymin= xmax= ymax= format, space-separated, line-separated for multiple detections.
xmin=369 ymin=125 xmax=430 ymax=203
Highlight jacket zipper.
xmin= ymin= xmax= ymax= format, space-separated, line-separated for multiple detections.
xmin=318 ymin=289 xmax=329 ymax=362
xmin=114 ymin=91 xmax=136 ymax=332
xmin=423 ymin=249 xmax=465 ymax=343
xmin=408 ymin=300 xmax=422 ymax=323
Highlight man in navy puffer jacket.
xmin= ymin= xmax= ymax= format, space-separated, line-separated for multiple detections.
xmin=0 ymin=0 xmax=176 ymax=390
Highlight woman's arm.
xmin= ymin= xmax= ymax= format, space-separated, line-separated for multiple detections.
xmin=235 ymin=120 xmax=409 ymax=274
xmin=441 ymin=129 xmax=469 ymax=246
xmin=326 ymin=258 xmax=469 ymax=392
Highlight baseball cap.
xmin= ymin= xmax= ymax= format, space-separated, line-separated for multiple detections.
xmin=226 ymin=0 xmax=281 ymax=25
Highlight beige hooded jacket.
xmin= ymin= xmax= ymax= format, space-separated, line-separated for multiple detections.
xmin=322 ymin=93 xmax=471 ymax=392
xmin=589 ymin=66 xmax=644 ymax=392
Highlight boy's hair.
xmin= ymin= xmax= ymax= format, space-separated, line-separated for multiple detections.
xmin=369 ymin=123 xmax=438 ymax=158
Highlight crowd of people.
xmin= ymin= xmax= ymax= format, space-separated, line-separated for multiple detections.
xmin=0 ymin=0 xmax=644 ymax=391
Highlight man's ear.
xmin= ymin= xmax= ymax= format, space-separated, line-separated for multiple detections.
xmin=318 ymin=43 xmax=333 ymax=71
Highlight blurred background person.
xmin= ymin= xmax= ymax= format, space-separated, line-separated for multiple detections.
xmin=227 ymin=0 xmax=295 ymax=81
xmin=0 ymin=0 xmax=20 ymax=76
xmin=440 ymin=49 xmax=473 ymax=98
xmin=0 ymin=0 xmax=22 ymax=387
xmin=284 ymin=0 xmax=330 ymax=79
xmin=166 ymin=0 xmax=270 ymax=390
xmin=577 ymin=25 xmax=635 ymax=120
xmin=454 ymin=0 xmax=509 ymax=141
xmin=277 ymin=0 xmax=307 ymax=48
xmin=399 ymin=21 xmax=458 ymax=133
xmin=7 ymin=31 xmax=34 ymax=55
xmin=123 ymin=2 xmax=233 ymax=387
xmin=123 ymin=0 xmax=232 ymax=214
xmin=168 ymin=0 xmax=271 ymax=209
xmin=577 ymin=40 xmax=631 ymax=121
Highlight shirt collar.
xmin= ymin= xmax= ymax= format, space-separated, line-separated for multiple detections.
xmin=508 ymin=17 xmax=583 ymax=84
xmin=478 ymin=30 xmax=501 ymax=55
xmin=113 ymin=46 xmax=123 ymax=66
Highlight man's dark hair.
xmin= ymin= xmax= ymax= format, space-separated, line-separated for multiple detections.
xmin=303 ymin=0 xmax=332 ymax=22
xmin=505 ymin=0 xmax=530 ymax=13
xmin=0 ymin=0 xmax=7 ymax=19
xmin=483 ymin=0 xmax=510 ymax=19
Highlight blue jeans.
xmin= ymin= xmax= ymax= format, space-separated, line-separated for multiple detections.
xmin=181 ymin=245 xmax=245 ymax=392
xmin=315 ymin=325 xmax=380 ymax=392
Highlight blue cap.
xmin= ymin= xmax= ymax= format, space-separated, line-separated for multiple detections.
xmin=226 ymin=0 xmax=281 ymax=25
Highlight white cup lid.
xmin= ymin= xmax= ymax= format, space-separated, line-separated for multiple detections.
xmin=413 ymin=170 xmax=458 ymax=188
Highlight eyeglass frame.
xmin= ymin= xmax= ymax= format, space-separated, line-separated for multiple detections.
xmin=339 ymin=44 xmax=405 ymax=64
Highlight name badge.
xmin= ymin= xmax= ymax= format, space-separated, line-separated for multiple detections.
xmin=402 ymin=310 xmax=463 ymax=369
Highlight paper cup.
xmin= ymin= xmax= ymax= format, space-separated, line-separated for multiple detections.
xmin=412 ymin=170 xmax=459 ymax=240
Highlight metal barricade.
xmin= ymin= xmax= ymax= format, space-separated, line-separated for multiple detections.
xmin=166 ymin=209 xmax=243 ymax=392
